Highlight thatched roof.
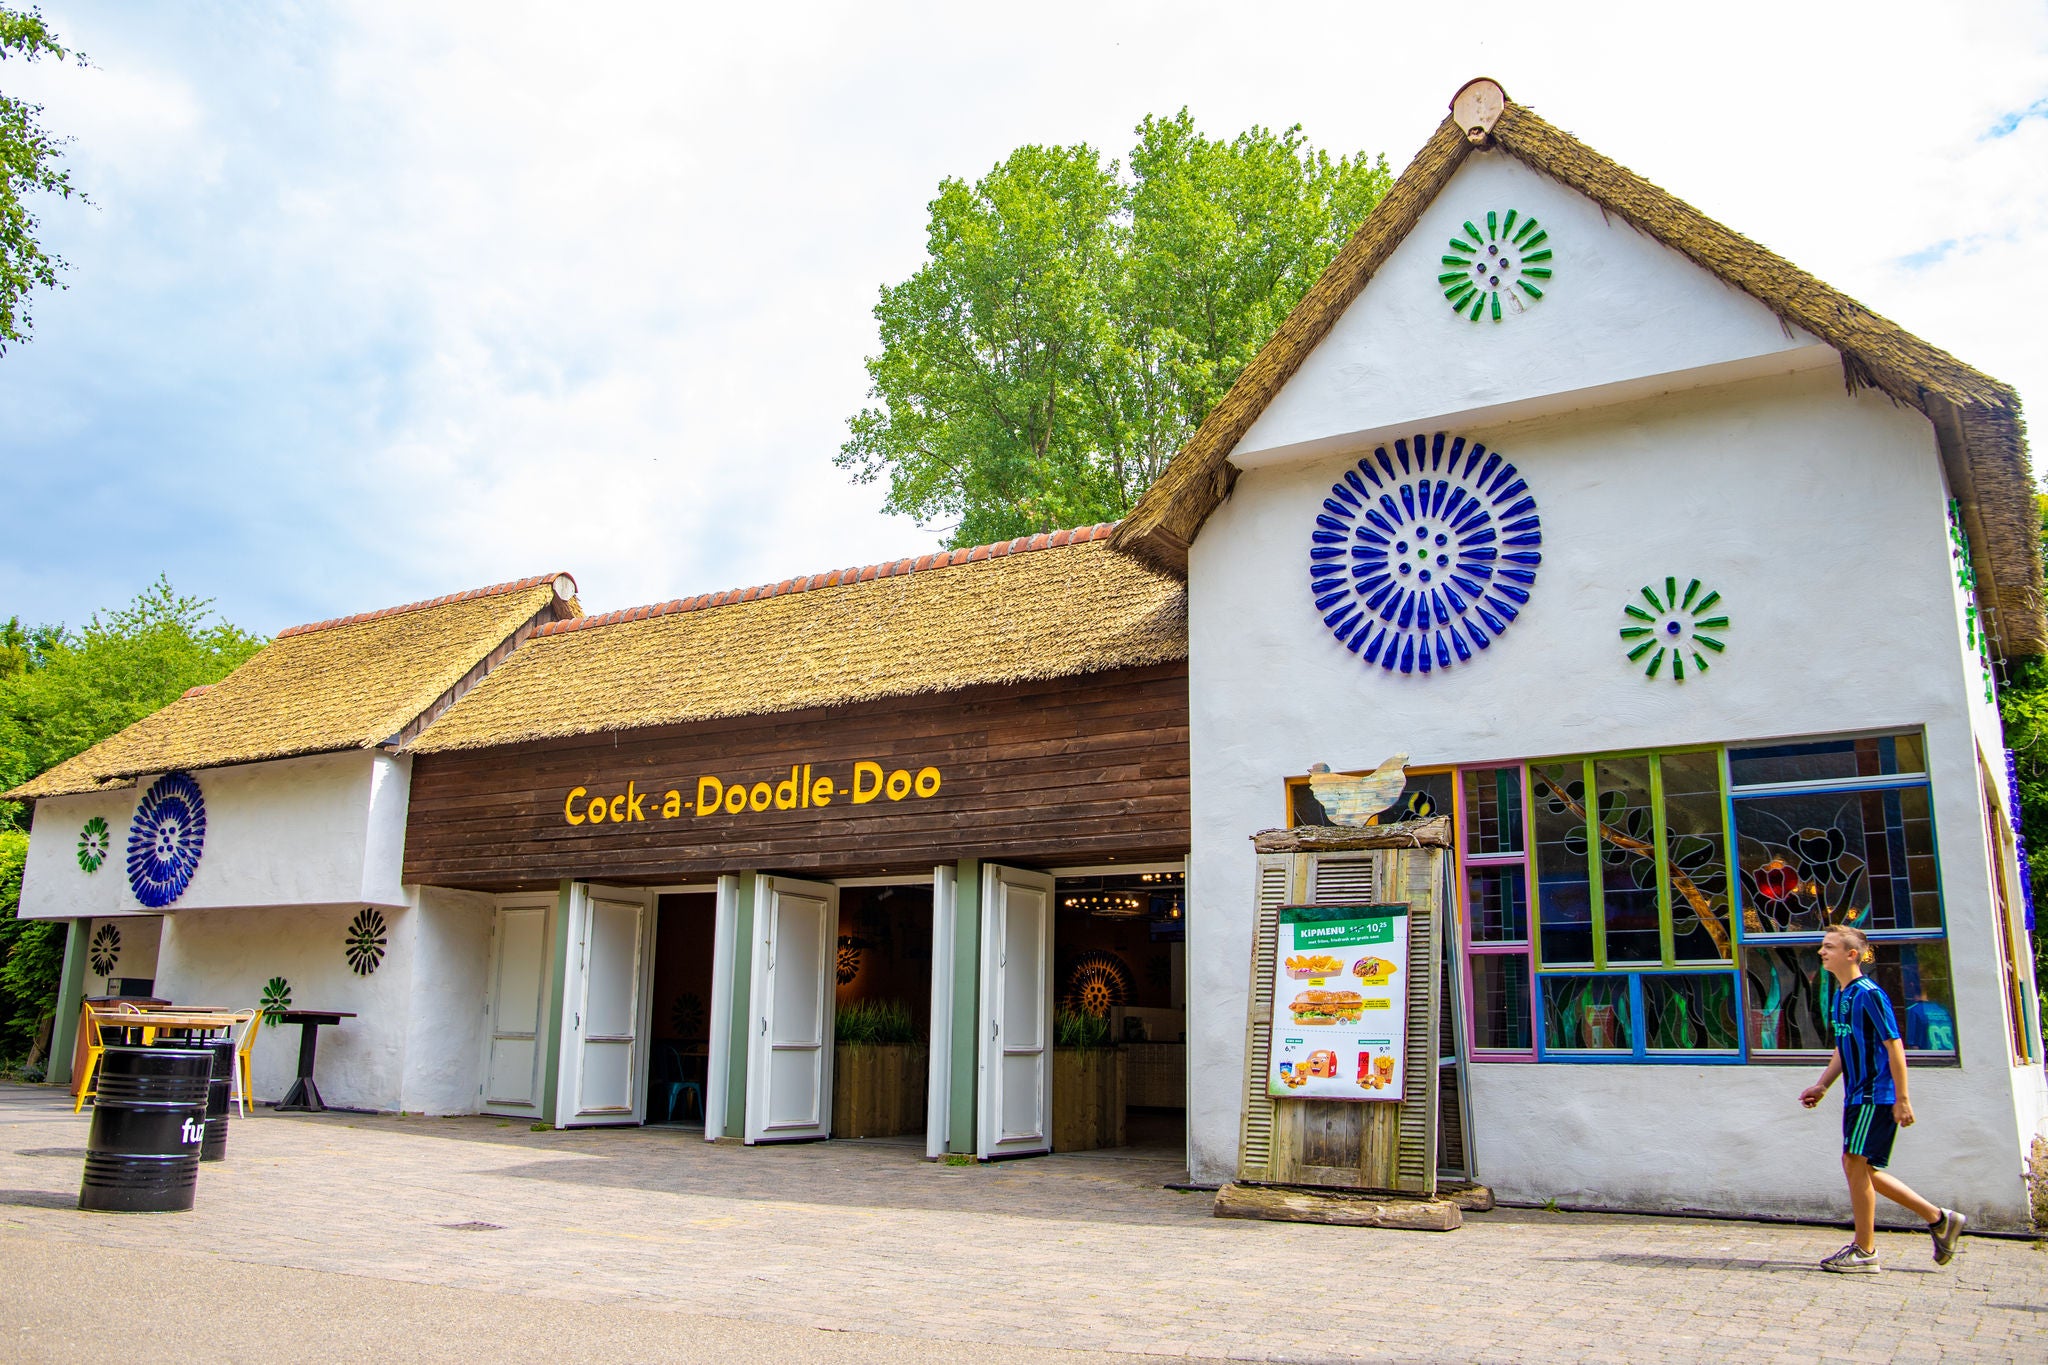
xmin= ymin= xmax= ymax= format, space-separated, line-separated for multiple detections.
xmin=6 ymin=573 xmax=579 ymax=800
xmin=410 ymin=527 xmax=1187 ymax=752
xmin=1111 ymin=85 xmax=2044 ymax=655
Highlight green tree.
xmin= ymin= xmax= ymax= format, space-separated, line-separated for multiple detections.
xmin=840 ymin=112 xmax=1391 ymax=546
xmin=0 ymin=578 xmax=262 ymax=1061
xmin=1997 ymin=493 xmax=2048 ymax=1038
xmin=0 ymin=577 xmax=266 ymax=831
xmin=0 ymin=3 xmax=85 ymax=353
xmin=0 ymin=829 xmax=62 ymax=1064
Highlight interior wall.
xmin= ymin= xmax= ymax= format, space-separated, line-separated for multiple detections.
xmin=651 ymin=893 xmax=717 ymax=1047
xmin=834 ymin=886 xmax=933 ymax=1036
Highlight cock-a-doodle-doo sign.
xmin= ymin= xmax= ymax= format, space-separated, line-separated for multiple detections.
xmin=1310 ymin=432 xmax=1542 ymax=675
xmin=127 ymin=770 xmax=207 ymax=908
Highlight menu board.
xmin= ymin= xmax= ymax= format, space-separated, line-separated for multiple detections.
xmin=1268 ymin=904 xmax=1409 ymax=1102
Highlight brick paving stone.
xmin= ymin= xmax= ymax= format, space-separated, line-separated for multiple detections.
xmin=3 ymin=1082 xmax=2042 ymax=1364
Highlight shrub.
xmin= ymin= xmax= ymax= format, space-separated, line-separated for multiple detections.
xmin=835 ymin=998 xmax=917 ymax=1045
xmin=1054 ymin=1007 xmax=1112 ymax=1050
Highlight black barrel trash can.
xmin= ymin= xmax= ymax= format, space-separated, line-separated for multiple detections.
xmin=170 ymin=1037 xmax=236 ymax=1161
xmin=79 ymin=1045 xmax=210 ymax=1212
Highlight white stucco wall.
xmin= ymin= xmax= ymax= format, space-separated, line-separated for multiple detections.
xmin=400 ymin=885 xmax=497 ymax=1115
xmin=79 ymin=915 xmax=162 ymax=993
xmin=19 ymin=750 xmax=412 ymax=920
xmin=1184 ymin=360 xmax=2036 ymax=1225
xmin=129 ymin=886 xmax=498 ymax=1115
xmin=156 ymin=902 xmax=416 ymax=1110
xmin=1232 ymin=151 xmax=1830 ymax=469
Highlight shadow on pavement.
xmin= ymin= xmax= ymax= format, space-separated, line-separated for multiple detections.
xmin=1546 ymin=1251 xmax=1940 ymax=1276
xmin=0 ymin=1189 xmax=77 ymax=1210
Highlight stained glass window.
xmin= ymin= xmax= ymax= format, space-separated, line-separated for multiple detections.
xmin=1468 ymin=866 xmax=1527 ymax=942
xmin=1594 ymin=757 xmax=1660 ymax=965
xmin=1642 ymin=973 xmax=1740 ymax=1053
xmin=1532 ymin=762 xmax=1594 ymax=966
xmin=1734 ymin=788 xmax=1940 ymax=935
xmin=1463 ymin=766 xmax=1524 ymax=855
xmin=1447 ymin=733 xmax=1948 ymax=1065
xmin=1727 ymin=733 xmax=1925 ymax=787
xmin=1661 ymin=750 xmax=1733 ymax=963
xmin=1541 ymin=975 xmax=1631 ymax=1053
xmin=1470 ymin=955 xmax=1532 ymax=1051
xmin=1745 ymin=942 xmax=1955 ymax=1054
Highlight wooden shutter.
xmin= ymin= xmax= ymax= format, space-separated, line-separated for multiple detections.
xmin=1308 ymin=855 xmax=1375 ymax=905
xmin=1236 ymin=854 xmax=1294 ymax=1183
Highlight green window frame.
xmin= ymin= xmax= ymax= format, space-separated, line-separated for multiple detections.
xmin=1527 ymin=749 xmax=1735 ymax=973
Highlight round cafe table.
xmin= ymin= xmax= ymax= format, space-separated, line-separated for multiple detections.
xmin=273 ymin=1011 xmax=356 ymax=1113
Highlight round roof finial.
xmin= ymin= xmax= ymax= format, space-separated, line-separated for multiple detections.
xmin=1451 ymin=78 xmax=1508 ymax=145
xmin=551 ymin=573 xmax=578 ymax=603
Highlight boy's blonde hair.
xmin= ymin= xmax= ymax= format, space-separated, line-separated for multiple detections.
xmin=1825 ymin=922 xmax=1876 ymax=965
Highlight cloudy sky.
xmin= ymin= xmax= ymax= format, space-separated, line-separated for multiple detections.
xmin=3 ymin=1 xmax=2045 ymax=635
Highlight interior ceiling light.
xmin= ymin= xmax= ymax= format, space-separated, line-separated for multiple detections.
xmin=1062 ymin=892 xmax=1146 ymax=918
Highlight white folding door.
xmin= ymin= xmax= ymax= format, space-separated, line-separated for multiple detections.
xmin=977 ymin=865 xmax=1054 ymax=1158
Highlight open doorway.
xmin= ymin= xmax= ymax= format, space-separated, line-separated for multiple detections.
xmin=830 ymin=883 xmax=933 ymax=1140
xmin=646 ymin=891 xmax=716 ymax=1128
xmin=1050 ymin=869 xmax=1186 ymax=1154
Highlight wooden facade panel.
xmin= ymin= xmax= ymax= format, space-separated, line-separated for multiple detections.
xmin=404 ymin=663 xmax=1189 ymax=888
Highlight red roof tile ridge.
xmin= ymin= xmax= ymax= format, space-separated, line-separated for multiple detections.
xmin=275 ymin=571 xmax=576 ymax=638
xmin=532 ymin=523 xmax=1120 ymax=639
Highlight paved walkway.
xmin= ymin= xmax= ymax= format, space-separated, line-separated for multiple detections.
xmin=2 ymin=1084 xmax=2040 ymax=1363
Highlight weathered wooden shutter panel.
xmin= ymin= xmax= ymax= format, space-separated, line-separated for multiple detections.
xmin=1236 ymin=855 xmax=1293 ymax=1182
xmin=1307 ymin=855 xmax=1375 ymax=905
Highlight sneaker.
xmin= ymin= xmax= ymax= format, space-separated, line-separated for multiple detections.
xmin=1820 ymin=1241 xmax=1882 ymax=1274
xmin=1929 ymin=1208 xmax=1967 ymax=1265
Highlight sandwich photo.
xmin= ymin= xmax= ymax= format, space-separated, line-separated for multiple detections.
xmin=1288 ymin=989 xmax=1364 ymax=1025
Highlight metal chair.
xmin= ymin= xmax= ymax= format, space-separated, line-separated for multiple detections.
xmin=71 ymin=1001 xmax=143 ymax=1112
xmin=228 ymin=1009 xmax=261 ymax=1117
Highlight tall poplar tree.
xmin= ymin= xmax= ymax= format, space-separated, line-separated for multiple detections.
xmin=839 ymin=112 xmax=1391 ymax=546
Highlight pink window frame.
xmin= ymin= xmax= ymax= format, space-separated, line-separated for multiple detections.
xmin=1455 ymin=764 xmax=1539 ymax=1060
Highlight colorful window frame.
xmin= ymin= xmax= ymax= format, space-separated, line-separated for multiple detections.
xmin=1437 ymin=731 xmax=1958 ymax=1065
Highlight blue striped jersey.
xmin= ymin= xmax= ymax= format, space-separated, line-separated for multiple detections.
xmin=1831 ymin=975 xmax=1900 ymax=1104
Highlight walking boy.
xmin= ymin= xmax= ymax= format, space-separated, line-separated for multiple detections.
xmin=1799 ymin=924 xmax=1967 ymax=1272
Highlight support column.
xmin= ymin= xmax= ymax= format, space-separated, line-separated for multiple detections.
xmin=45 ymin=917 xmax=91 ymax=1087
xmin=706 ymin=872 xmax=754 ymax=1140
xmin=537 ymin=881 xmax=574 ymax=1124
xmin=947 ymin=859 xmax=981 ymax=1155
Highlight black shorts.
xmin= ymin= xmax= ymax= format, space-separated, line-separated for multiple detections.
xmin=1843 ymin=1102 xmax=1899 ymax=1168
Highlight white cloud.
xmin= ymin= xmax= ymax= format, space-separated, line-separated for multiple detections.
xmin=3 ymin=0 xmax=2045 ymax=631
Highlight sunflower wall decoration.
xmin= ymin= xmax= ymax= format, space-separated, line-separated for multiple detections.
xmin=1620 ymin=578 xmax=1729 ymax=681
xmin=260 ymin=976 xmax=292 ymax=1024
xmin=1440 ymin=210 xmax=1552 ymax=322
xmin=89 ymin=923 xmax=121 ymax=978
xmin=77 ymin=817 xmax=110 ymax=873
xmin=344 ymin=908 xmax=388 ymax=976
xmin=1061 ymin=951 xmax=1132 ymax=1017
xmin=126 ymin=770 xmax=206 ymax=908
xmin=1310 ymin=432 xmax=1543 ymax=675
xmin=670 ymin=992 xmax=706 ymax=1038
xmin=835 ymin=936 xmax=866 ymax=985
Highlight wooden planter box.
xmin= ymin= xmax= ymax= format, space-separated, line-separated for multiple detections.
xmin=832 ymin=1043 xmax=927 ymax=1138
xmin=1052 ymin=1046 xmax=1125 ymax=1152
